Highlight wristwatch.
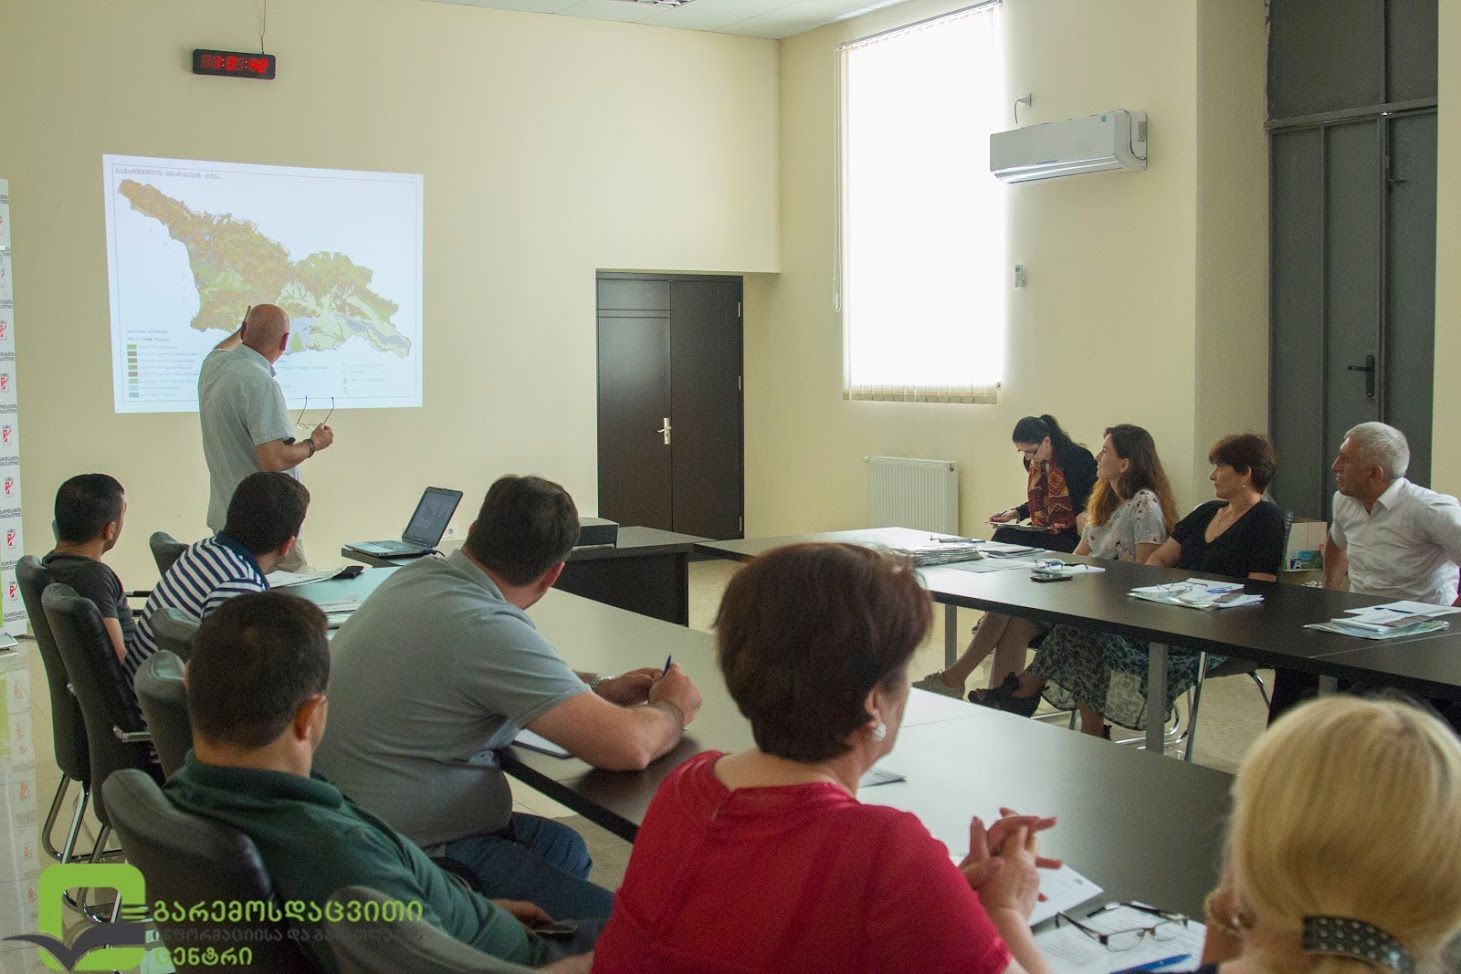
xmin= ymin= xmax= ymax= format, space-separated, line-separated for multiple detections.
xmin=303 ymin=437 xmax=316 ymax=457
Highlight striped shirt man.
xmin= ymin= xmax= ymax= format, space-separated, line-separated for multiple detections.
xmin=129 ymin=533 xmax=269 ymax=678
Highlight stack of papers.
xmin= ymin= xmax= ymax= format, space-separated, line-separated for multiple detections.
xmin=1130 ymin=579 xmax=1263 ymax=610
xmin=1305 ymin=600 xmax=1457 ymax=640
xmin=314 ymin=597 xmax=360 ymax=629
xmin=1034 ymin=904 xmax=1206 ymax=974
xmin=888 ymin=542 xmax=988 ymax=567
xmin=1032 ymin=562 xmax=1107 ymax=579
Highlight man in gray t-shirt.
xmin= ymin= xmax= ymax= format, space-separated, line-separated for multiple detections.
xmin=315 ymin=475 xmax=702 ymax=921
xmin=198 ymin=304 xmax=334 ymax=570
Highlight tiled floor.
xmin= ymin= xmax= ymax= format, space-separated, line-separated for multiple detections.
xmin=9 ymin=557 xmax=1273 ymax=912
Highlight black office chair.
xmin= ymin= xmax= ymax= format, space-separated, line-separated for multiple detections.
xmin=325 ymin=886 xmax=538 ymax=974
xmin=151 ymin=607 xmax=199 ymax=662
xmin=15 ymin=557 xmax=94 ymax=867
xmin=149 ymin=531 xmax=188 ymax=577
xmin=103 ymin=770 xmax=315 ymax=973
xmin=133 ymin=650 xmax=192 ymax=778
xmin=43 ymin=583 xmax=161 ymax=921
xmin=1181 ymin=509 xmax=1294 ymax=761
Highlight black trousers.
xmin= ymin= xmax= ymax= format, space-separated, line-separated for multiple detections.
xmin=1268 ymin=667 xmax=1461 ymax=735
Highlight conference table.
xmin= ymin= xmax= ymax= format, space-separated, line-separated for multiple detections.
xmin=697 ymin=528 xmax=1461 ymax=754
xmin=292 ymin=566 xmax=1232 ymax=919
xmin=341 ymin=525 xmax=705 ymax=625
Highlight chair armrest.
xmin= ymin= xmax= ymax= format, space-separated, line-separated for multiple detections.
xmin=125 ymin=590 xmax=152 ymax=600
xmin=113 ymin=726 xmax=152 ymax=744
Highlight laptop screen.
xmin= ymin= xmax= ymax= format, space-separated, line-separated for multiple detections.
xmin=402 ymin=487 xmax=464 ymax=547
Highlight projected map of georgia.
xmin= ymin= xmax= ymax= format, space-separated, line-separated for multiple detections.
xmin=102 ymin=154 xmax=423 ymax=413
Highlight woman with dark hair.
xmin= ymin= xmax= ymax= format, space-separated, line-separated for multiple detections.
xmin=989 ymin=414 xmax=1097 ymax=555
xmin=977 ymin=433 xmax=1284 ymax=736
xmin=593 ymin=544 xmax=1055 ymax=974
xmin=921 ymin=425 xmax=1179 ymax=700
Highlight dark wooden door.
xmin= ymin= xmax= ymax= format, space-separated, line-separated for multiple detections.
xmin=1267 ymin=0 xmax=1437 ymax=518
xmin=597 ymin=274 xmax=743 ymax=540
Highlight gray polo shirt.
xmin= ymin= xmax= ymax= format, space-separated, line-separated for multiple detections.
xmin=314 ymin=552 xmax=590 ymax=846
xmin=197 ymin=345 xmax=296 ymax=531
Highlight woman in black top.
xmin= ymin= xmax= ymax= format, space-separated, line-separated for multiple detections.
xmin=1146 ymin=435 xmax=1285 ymax=578
xmin=976 ymin=434 xmax=1285 ymax=735
xmin=988 ymin=415 xmax=1097 ymax=555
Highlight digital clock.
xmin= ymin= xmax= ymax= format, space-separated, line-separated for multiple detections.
xmin=192 ymin=49 xmax=276 ymax=80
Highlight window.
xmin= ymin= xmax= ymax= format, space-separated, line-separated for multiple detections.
xmin=839 ymin=1 xmax=1006 ymax=403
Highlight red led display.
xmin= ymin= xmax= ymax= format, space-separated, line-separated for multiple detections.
xmin=192 ymin=49 xmax=276 ymax=80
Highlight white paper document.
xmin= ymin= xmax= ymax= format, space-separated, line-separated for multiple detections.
xmin=1343 ymin=600 xmax=1461 ymax=619
xmin=1028 ymin=864 xmax=1105 ymax=926
xmin=951 ymin=559 xmax=1042 ymax=574
xmin=1129 ymin=579 xmax=1262 ymax=610
xmin=1035 ymin=904 xmax=1207 ymax=974
xmin=936 ymin=829 xmax=1102 ymax=928
xmin=1305 ymin=618 xmax=1449 ymax=640
xmin=266 ymin=569 xmax=340 ymax=588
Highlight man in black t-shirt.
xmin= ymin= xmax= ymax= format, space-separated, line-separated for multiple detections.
xmin=42 ymin=474 xmax=137 ymax=664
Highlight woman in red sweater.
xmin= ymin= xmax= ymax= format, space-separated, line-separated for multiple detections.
xmin=593 ymin=543 xmax=1055 ymax=974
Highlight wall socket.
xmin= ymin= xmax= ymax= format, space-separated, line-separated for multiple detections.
xmin=1014 ymin=264 xmax=1027 ymax=288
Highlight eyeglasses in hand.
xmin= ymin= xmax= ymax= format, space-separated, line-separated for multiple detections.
xmin=1057 ymin=902 xmax=1190 ymax=952
xmin=295 ymin=396 xmax=335 ymax=431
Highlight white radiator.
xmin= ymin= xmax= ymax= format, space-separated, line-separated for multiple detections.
xmin=867 ymin=456 xmax=959 ymax=534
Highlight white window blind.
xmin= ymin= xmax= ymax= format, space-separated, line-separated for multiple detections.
xmin=840 ymin=2 xmax=1006 ymax=404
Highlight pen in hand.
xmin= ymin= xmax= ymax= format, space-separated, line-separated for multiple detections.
xmin=662 ymin=655 xmax=673 ymax=675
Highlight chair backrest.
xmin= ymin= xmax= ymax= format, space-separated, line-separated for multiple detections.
xmin=42 ymin=584 xmax=156 ymax=825
xmin=102 ymin=770 xmax=314 ymax=973
xmin=152 ymin=607 xmax=200 ymax=662
xmin=325 ymin=886 xmax=538 ymax=974
xmin=133 ymin=651 xmax=192 ymax=778
xmin=16 ymin=556 xmax=89 ymax=783
xmin=149 ymin=531 xmax=188 ymax=577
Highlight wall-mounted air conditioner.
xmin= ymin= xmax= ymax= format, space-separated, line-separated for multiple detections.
xmin=989 ymin=109 xmax=1148 ymax=184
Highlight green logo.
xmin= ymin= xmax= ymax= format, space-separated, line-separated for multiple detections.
xmin=3 ymin=862 xmax=149 ymax=971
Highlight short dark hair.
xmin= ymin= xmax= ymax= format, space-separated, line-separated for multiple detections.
xmin=1209 ymin=433 xmax=1277 ymax=492
xmin=187 ymin=592 xmax=330 ymax=749
xmin=223 ymin=472 xmax=310 ymax=555
xmin=716 ymin=543 xmax=931 ymax=763
xmin=463 ymin=475 xmax=579 ymax=586
xmin=54 ymin=474 xmax=124 ymax=543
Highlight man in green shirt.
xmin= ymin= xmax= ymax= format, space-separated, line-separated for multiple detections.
xmin=164 ymin=591 xmax=596 ymax=972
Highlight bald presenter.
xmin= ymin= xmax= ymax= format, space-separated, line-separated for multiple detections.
xmin=198 ymin=304 xmax=334 ymax=572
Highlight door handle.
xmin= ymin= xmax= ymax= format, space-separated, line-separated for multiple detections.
xmin=656 ymin=417 xmax=671 ymax=446
xmin=1346 ymin=354 xmax=1376 ymax=400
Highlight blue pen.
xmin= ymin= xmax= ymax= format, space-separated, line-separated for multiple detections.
xmin=1110 ymin=954 xmax=1191 ymax=974
xmin=663 ymin=655 xmax=673 ymax=675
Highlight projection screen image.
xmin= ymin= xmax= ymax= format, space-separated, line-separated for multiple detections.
xmin=102 ymin=153 xmax=423 ymax=413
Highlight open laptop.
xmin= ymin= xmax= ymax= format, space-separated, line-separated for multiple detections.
xmin=344 ymin=487 xmax=463 ymax=559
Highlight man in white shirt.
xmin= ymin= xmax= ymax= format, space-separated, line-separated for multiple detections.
xmin=1270 ymin=422 xmax=1461 ymax=725
xmin=1323 ymin=421 xmax=1461 ymax=605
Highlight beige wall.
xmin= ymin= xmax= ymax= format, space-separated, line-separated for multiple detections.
xmin=746 ymin=0 xmax=1269 ymax=538
xmin=0 ymin=0 xmax=778 ymax=584
xmin=1192 ymin=0 xmax=1270 ymax=489
xmin=1433 ymin=1 xmax=1461 ymax=495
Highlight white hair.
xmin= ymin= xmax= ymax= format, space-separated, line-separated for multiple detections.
xmin=1344 ymin=421 xmax=1410 ymax=481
